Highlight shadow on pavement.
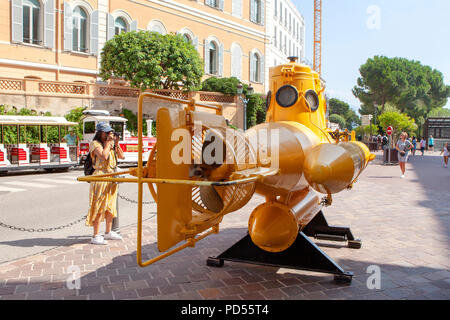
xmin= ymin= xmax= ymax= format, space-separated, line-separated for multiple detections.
xmin=408 ymin=154 xmax=450 ymax=244
xmin=0 ymin=236 xmax=91 ymax=248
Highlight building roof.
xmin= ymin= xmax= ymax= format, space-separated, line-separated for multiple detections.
xmin=0 ymin=115 xmax=77 ymax=126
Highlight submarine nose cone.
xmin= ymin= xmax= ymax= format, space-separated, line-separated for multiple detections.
xmin=309 ymin=162 xmax=331 ymax=184
xmin=248 ymin=202 xmax=299 ymax=253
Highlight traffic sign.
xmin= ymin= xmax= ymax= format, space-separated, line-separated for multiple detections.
xmin=387 ymin=126 xmax=393 ymax=136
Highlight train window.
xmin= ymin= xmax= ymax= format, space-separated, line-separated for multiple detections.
xmin=304 ymin=90 xmax=319 ymax=112
xmin=276 ymin=85 xmax=298 ymax=108
xmin=84 ymin=121 xmax=95 ymax=134
xmin=110 ymin=122 xmax=124 ymax=139
xmin=265 ymin=91 xmax=272 ymax=110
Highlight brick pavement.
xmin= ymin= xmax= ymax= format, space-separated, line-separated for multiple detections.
xmin=0 ymin=152 xmax=449 ymax=300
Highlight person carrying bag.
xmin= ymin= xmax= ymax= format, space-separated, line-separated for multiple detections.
xmin=86 ymin=122 xmax=125 ymax=245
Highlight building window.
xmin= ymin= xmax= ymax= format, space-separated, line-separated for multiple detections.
xmin=250 ymin=0 xmax=263 ymax=24
xmin=115 ymin=17 xmax=127 ymax=35
xmin=72 ymin=6 xmax=88 ymax=53
xmin=182 ymin=34 xmax=192 ymax=43
xmin=206 ymin=0 xmax=223 ymax=10
xmin=251 ymin=52 xmax=261 ymax=83
xmin=274 ymin=0 xmax=278 ymax=17
xmin=23 ymin=0 xmax=41 ymax=45
xmin=209 ymin=41 xmax=218 ymax=75
xmin=280 ymin=3 xmax=283 ymax=21
xmin=279 ymin=30 xmax=282 ymax=50
xmin=274 ymin=26 xmax=277 ymax=47
xmin=285 ymin=8 xmax=287 ymax=26
xmin=148 ymin=21 xmax=167 ymax=35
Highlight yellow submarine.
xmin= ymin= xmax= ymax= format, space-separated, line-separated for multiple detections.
xmin=79 ymin=57 xmax=375 ymax=283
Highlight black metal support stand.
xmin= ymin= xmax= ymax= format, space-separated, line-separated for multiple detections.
xmin=206 ymin=211 xmax=361 ymax=283
xmin=302 ymin=211 xmax=362 ymax=249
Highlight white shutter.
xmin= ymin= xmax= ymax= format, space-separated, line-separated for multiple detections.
xmin=63 ymin=1 xmax=72 ymax=51
xmin=130 ymin=20 xmax=138 ymax=32
xmin=238 ymin=0 xmax=243 ymax=18
xmin=250 ymin=0 xmax=254 ymax=22
xmin=218 ymin=43 xmax=224 ymax=77
xmin=44 ymin=0 xmax=55 ymax=48
xmin=193 ymin=36 xmax=199 ymax=50
xmin=219 ymin=0 xmax=224 ymax=11
xmin=260 ymin=1 xmax=265 ymax=25
xmin=90 ymin=10 xmax=99 ymax=55
xmin=249 ymin=51 xmax=254 ymax=82
xmin=107 ymin=13 xmax=115 ymax=40
xmin=231 ymin=47 xmax=237 ymax=78
xmin=260 ymin=55 xmax=264 ymax=83
xmin=231 ymin=46 xmax=242 ymax=79
xmin=11 ymin=0 xmax=23 ymax=43
xmin=204 ymin=39 xmax=210 ymax=74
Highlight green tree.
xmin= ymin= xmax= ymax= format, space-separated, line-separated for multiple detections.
xmin=64 ymin=106 xmax=86 ymax=140
xmin=201 ymin=77 xmax=249 ymax=95
xmin=328 ymin=114 xmax=346 ymax=129
xmin=121 ymin=108 xmax=147 ymax=136
xmin=378 ymin=111 xmax=418 ymax=141
xmin=354 ymin=56 xmax=450 ymax=119
xmin=100 ymin=31 xmax=204 ymax=91
xmin=246 ymin=94 xmax=266 ymax=129
xmin=327 ymin=98 xmax=360 ymax=129
xmin=428 ymin=107 xmax=450 ymax=117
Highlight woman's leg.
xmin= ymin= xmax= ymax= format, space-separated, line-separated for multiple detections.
xmin=444 ymin=156 xmax=448 ymax=166
xmin=105 ymin=211 xmax=113 ymax=234
xmin=93 ymin=213 xmax=102 ymax=237
xmin=400 ymin=162 xmax=406 ymax=175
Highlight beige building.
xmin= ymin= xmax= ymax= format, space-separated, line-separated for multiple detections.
xmin=1 ymin=0 xmax=267 ymax=93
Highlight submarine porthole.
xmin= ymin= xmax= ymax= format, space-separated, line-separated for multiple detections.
xmin=275 ymin=85 xmax=298 ymax=108
xmin=305 ymin=89 xmax=319 ymax=112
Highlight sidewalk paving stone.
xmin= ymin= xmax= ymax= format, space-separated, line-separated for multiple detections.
xmin=0 ymin=152 xmax=449 ymax=300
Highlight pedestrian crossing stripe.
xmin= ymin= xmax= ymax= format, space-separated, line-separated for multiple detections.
xmin=34 ymin=178 xmax=80 ymax=185
xmin=0 ymin=186 xmax=26 ymax=193
xmin=3 ymin=181 xmax=55 ymax=188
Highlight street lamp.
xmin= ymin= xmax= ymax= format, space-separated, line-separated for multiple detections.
xmin=237 ymin=83 xmax=254 ymax=130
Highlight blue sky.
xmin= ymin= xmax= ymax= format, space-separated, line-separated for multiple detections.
xmin=292 ymin=0 xmax=450 ymax=113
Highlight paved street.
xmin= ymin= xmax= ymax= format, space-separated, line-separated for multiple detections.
xmin=0 ymin=152 xmax=449 ymax=300
xmin=0 ymin=168 xmax=156 ymax=264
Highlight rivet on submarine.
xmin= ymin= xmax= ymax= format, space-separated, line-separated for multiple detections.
xmin=79 ymin=57 xmax=375 ymax=283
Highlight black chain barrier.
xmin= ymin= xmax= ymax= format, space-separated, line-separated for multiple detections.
xmin=117 ymin=193 xmax=155 ymax=205
xmin=0 ymin=193 xmax=155 ymax=233
xmin=0 ymin=215 xmax=88 ymax=233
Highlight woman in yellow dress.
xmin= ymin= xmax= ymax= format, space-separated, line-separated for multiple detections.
xmin=87 ymin=122 xmax=125 ymax=245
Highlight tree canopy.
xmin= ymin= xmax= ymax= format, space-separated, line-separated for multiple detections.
xmin=327 ymin=98 xmax=360 ymax=130
xmin=328 ymin=114 xmax=346 ymax=129
xmin=378 ymin=111 xmax=418 ymax=139
xmin=353 ymin=56 xmax=450 ymax=119
xmin=100 ymin=31 xmax=204 ymax=92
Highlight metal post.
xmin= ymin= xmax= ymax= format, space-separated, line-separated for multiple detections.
xmin=112 ymin=194 xmax=120 ymax=234
xmin=388 ymin=135 xmax=392 ymax=165
xmin=244 ymin=100 xmax=247 ymax=131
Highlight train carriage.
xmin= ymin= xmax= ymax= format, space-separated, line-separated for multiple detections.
xmin=79 ymin=110 xmax=156 ymax=165
xmin=0 ymin=115 xmax=78 ymax=173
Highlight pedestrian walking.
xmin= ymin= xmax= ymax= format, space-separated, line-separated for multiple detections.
xmin=428 ymin=135 xmax=435 ymax=152
xmin=86 ymin=122 xmax=125 ymax=245
xmin=396 ymin=132 xmax=413 ymax=178
xmin=440 ymin=142 xmax=450 ymax=168
xmin=420 ymin=137 xmax=426 ymax=156
xmin=411 ymin=136 xmax=417 ymax=156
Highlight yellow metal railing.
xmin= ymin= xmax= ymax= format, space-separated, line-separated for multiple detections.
xmin=78 ymin=92 xmax=258 ymax=267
